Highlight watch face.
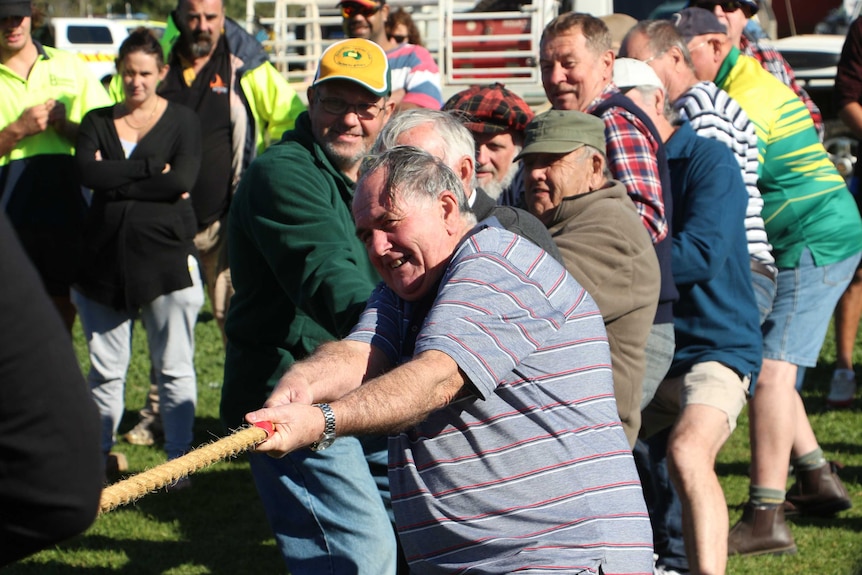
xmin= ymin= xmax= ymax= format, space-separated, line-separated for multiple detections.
xmin=310 ymin=435 xmax=335 ymax=451
xmin=319 ymin=436 xmax=336 ymax=449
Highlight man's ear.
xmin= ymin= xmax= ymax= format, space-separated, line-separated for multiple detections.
xmin=600 ymin=49 xmax=615 ymax=83
xmin=456 ymin=154 xmax=474 ymax=190
xmin=588 ymin=151 xmax=606 ymax=190
xmin=710 ymin=37 xmax=724 ymax=64
xmin=669 ymin=45 xmax=684 ymax=69
xmin=653 ymin=88 xmax=665 ymax=118
xmin=440 ymin=190 xmax=462 ymax=233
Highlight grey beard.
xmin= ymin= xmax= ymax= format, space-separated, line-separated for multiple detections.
xmin=322 ymin=141 xmax=367 ymax=175
xmin=480 ymin=162 xmax=518 ymax=200
xmin=481 ymin=178 xmax=504 ymax=200
xmin=188 ymin=34 xmax=213 ymax=58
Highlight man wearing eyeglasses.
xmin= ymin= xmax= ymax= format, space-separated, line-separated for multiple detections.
xmin=620 ymin=20 xmax=774 ymax=323
xmin=339 ymin=0 xmax=443 ymax=110
xmin=620 ymin=20 xmax=773 ymax=575
xmin=675 ymin=6 xmax=862 ymax=559
xmin=685 ymin=0 xmax=824 ymax=139
xmin=221 ymin=39 xmax=401 ymax=574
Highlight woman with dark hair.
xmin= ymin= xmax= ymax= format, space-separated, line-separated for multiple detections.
xmin=387 ymin=7 xmax=423 ymax=46
xmin=73 ymin=27 xmax=203 ymax=486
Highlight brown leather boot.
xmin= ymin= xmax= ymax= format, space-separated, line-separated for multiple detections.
xmin=785 ymin=461 xmax=852 ymax=517
xmin=727 ymin=503 xmax=797 ymax=557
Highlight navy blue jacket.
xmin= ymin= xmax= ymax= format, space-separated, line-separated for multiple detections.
xmin=666 ymin=122 xmax=761 ymax=378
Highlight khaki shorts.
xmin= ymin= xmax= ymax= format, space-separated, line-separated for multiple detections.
xmin=640 ymin=361 xmax=749 ymax=440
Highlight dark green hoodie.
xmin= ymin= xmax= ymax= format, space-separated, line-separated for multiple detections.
xmin=220 ymin=112 xmax=380 ymax=429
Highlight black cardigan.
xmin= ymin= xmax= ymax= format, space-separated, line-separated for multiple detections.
xmin=74 ymin=101 xmax=202 ymax=312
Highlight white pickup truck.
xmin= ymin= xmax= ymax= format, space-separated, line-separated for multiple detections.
xmin=36 ymin=17 xmax=166 ymax=84
xmin=36 ymin=17 xmax=130 ymax=83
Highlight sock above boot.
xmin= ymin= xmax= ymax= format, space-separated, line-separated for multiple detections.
xmin=792 ymin=447 xmax=826 ymax=472
xmin=750 ymin=485 xmax=784 ymax=506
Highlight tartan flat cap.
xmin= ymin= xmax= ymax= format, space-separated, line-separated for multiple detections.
xmin=443 ymin=83 xmax=534 ymax=134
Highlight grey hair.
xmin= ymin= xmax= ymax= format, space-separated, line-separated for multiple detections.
xmin=574 ymin=145 xmax=613 ymax=181
xmin=358 ymin=146 xmax=476 ymax=223
xmin=541 ymin=12 xmax=611 ymax=55
xmin=621 ymin=19 xmax=695 ymax=74
xmin=373 ymin=110 xmax=478 ymax=191
xmin=631 ymin=85 xmax=681 ymax=125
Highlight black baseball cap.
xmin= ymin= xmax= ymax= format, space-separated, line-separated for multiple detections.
xmin=0 ymin=0 xmax=31 ymax=18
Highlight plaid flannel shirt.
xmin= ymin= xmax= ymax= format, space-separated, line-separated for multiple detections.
xmin=587 ymin=83 xmax=667 ymax=243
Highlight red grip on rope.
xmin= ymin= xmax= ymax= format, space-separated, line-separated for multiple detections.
xmin=254 ymin=420 xmax=275 ymax=437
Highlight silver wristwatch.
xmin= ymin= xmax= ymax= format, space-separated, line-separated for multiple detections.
xmin=309 ymin=403 xmax=336 ymax=451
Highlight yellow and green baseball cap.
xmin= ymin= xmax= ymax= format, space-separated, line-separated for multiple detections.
xmin=313 ymin=39 xmax=391 ymax=97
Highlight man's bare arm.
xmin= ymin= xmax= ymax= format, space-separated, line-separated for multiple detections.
xmin=839 ymin=102 xmax=862 ymax=141
xmin=0 ymin=103 xmax=51 ymax=157
xmin=336 ymin=350 xmax=466 ymax=435
xmin=247 ymin=349 xmax=467 ymax=457
xmin=264 ymin=339 xmax=391 ymax=408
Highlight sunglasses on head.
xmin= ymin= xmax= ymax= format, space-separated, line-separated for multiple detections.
xmin=692 ymin=0 xmax=746 ymax=12
xmin=340 ymin=3 xmax=381 ymax=19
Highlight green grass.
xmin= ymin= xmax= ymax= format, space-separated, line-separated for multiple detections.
xmin=6 ymin=301 xmax=284 ymax=574
xmin=720 ymin=329 xmax=862 ymax=575
xmin=6 ymin=297 xmax=862 ymax=574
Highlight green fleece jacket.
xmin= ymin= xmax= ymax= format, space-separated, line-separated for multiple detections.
xmin=220 ymin=112 xmax=380 ymax=428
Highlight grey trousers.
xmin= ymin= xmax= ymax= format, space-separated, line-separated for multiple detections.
xmin=72 ymin=255 xmax=204 ymax=460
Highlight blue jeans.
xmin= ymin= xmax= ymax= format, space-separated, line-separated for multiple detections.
xmin=747 ymin=265 xmax=777 ymax=392
xmin=72 ymin=256 xmax=204 ymax=460
xmin=758 ymin=249 xmax=861 ymax=392
xmin=633 ymin=429 xmax=688 ymax=573
xmin=640 ymin=322 xmax=675 ymax=411
xmin=248 ymin=435 xmax=398 ymax=575
xmin=762 ymin=249 xmax=861 ymax=366
xmin=750 ymin=265 xmax=777 ymax=327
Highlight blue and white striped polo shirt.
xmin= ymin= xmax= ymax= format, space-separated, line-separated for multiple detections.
xmin=348 ymin=225 xmax=653 ymax=575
